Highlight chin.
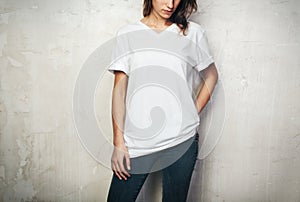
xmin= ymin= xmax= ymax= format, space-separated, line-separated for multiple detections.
xmin=161 ymin=13 xmax=171 ymax=18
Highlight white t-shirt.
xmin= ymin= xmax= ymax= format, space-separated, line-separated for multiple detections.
xmin=108 ymin=20 xmax=214 ymax=158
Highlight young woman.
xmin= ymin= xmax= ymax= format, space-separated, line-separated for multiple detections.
xmin=107 ymin=0 xmax=218 ymax=201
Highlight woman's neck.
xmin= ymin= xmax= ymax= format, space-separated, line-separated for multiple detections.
xmin=141 ymin=14 xmax=172 ymax=28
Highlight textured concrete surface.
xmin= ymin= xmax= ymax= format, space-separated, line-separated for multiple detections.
xmin=0 ymin=0 xmax=299 ymax=201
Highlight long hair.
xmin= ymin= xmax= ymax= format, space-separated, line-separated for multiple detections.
xmin=142 ymin=0 xmax=198 ymax=36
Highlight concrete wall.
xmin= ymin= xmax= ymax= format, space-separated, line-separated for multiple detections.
xmin=0 ymin=0 xmax=299 ymax=201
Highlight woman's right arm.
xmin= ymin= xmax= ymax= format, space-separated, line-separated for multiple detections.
xmin=111 ymin=71 xmax=131 ymax=180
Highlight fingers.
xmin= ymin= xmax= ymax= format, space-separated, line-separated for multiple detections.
xmin=111 ymin=163 xmax=122 ymax=180
xmin=117 ymin=161 xmax=130 ymax=180
xmin=115 ymin=163 xmax=126 ymax=180
xmin=111 ymin=148 xmax=131 ymax=180
xmin=112 ymin=161 xmax=130 ymax=180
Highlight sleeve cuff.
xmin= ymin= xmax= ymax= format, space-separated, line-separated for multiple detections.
xmin=194 ymin=57 xmax=214 ymax=72
xmin=108 ymin=65 xmax=129 ymax=75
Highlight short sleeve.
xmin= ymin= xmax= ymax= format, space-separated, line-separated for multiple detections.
xmin=108 ymin=29 xmax=130 ymax=75
xmin=194 ymin=30 xmax=214 ymax=72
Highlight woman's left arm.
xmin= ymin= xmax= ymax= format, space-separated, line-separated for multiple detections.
xmin=196 ymin=63 xmax=219 ymax=114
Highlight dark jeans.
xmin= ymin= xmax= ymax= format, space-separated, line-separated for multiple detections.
xmin=107 ymin=133 xmax=199 ymax=202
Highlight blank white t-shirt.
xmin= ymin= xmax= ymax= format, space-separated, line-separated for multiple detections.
xmin=108 ymin=20 xmax=214 ymax=158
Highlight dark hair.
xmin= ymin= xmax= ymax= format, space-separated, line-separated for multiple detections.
xmin=142 ymin=0 xmax=198 ymax=36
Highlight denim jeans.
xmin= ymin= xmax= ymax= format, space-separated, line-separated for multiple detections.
xmin=107 ymin=133 xmax=199 ymax=202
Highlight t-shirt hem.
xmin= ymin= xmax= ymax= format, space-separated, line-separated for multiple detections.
xmin=128 ymin=130 xmax=197 ymax=158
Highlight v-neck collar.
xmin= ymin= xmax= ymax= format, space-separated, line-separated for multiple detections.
xmin=137 ymin=20 xmax=176 ymax=35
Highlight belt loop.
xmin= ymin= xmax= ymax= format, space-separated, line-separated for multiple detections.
xmin=195 ymin=132 xmax=199 ymax=141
